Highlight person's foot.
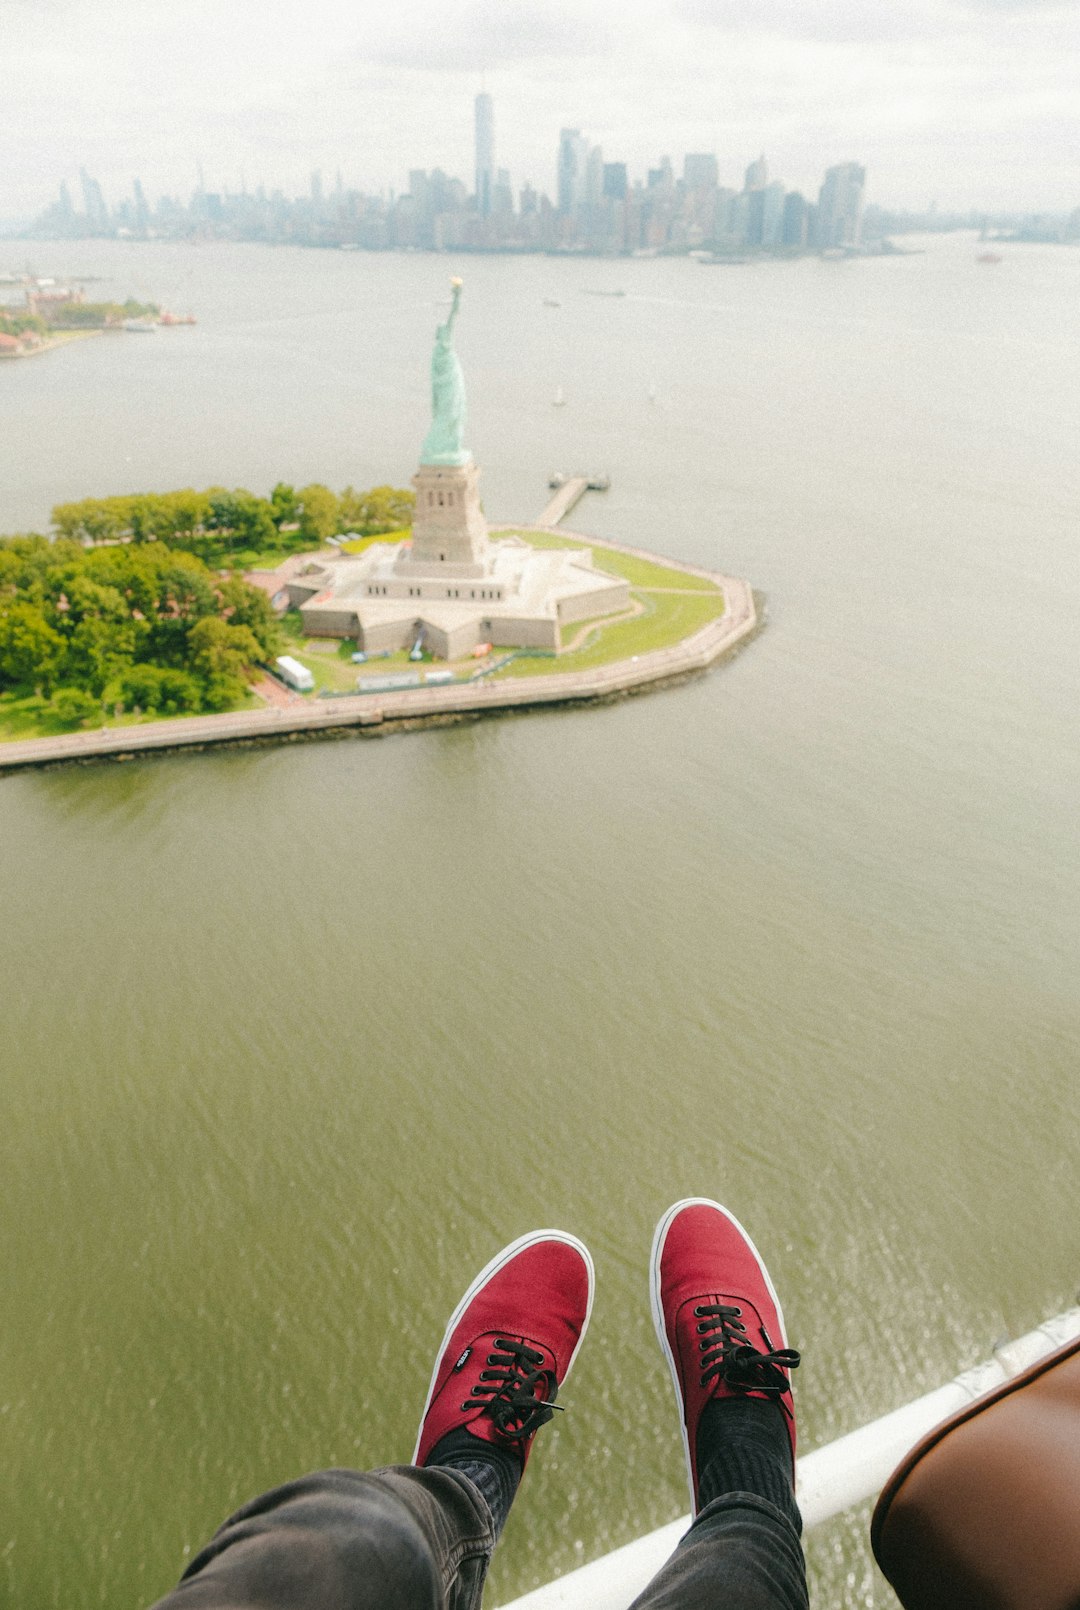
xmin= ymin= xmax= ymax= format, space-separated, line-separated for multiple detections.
xmin=414 ymin=1229 xmax=594 ymax=1472
xmin=650 ymin=1198 xmax=800 ymax=1513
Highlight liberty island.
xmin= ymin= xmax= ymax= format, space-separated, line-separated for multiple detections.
xmin=0 ymin=279 xmax=757 ymax=771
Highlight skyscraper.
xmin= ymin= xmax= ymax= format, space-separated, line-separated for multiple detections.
xmin=781 ymin=191 xmax=810 ymax=248
xmin=475 ymin=93 xmax=495 ymax=217
xmin=79 ymin=167 xmax=108 ymax=230
xmin=744 ymin=154 xmax=768 ymax=192
xmin=816 ymin=163 xmax=866 ymax=248
xmin=683 ymin=153 xmax=719 ymax=190
xmin=602 ymin=163 xmax=628 ymax=201
xmin=557 ymin=129 xmax=587 ymax=214
xmin=760 ymin=181 xmax=786 ymax=247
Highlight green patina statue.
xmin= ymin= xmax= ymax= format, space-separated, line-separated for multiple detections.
xmin=420 ymin=278 xmax=471 ymax=467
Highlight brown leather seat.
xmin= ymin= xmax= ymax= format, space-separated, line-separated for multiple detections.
xmin=871 ymin=1335 xmax=1080 ymax=1610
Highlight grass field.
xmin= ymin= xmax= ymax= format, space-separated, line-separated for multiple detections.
xmin=496 ymin=529 xmax=722 ymax=593
xmin=0 ymin=688 xmax=260 ymax=743
xmin=494 ymin=590 xmax=726 ymax=679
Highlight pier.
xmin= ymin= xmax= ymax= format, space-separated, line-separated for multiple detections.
xmin=536 ymin=476 xmax=588 ymax=525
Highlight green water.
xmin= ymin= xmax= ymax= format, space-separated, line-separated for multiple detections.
xmin=2 ymin=237 xmax=1078 ymax=1608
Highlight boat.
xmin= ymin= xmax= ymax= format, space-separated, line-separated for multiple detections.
xmin=583 ymin=288 xmax=626 ymax=298
xmin=977 ymin=253 xmax=1003 ymax=265
xmin=122 ymin=318 xmax=157 ymax=332
xmin=552 ymin=386 xmax=566 ymax=407
xmin=542 ymin=298 xmax=561 ymax=307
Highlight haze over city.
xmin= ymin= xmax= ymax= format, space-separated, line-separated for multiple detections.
xmin=3 ymin=0 xmax=1079 ymax=224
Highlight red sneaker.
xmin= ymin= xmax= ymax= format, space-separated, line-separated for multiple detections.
xmin=413 ymin=1230 xmax=594 ymax=1470
xmin=650 ymin=1198 xmax=800 ymax=1512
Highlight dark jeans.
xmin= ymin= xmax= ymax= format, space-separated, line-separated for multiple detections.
xmin=151 ymin=1465 xmax=809 ymax=1610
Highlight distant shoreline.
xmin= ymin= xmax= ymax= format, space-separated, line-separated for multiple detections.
xmin=0 ymin=328 xmax=103 ymax=360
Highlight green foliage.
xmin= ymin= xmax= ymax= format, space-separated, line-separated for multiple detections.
xmin=44 ymin=300 xmax=159 ymax=328
xmin=50 ymin=687 xmax=103 ymax=728
xmin=270 ymin=482 xmax=299 ymax=528
xmin=0 ymin=600 xmax=66 ymax=693
xmin=0 ymin=311 xmax=47 ymax=338
xmin=216 ymin=575 xmax=283 ymax=659
xmin=49 ymin=481 xmax=416 ymax=562
xmin=296 ymin=483 xmax=340 ymax=545
xmin=106 ymin=664 xmax=202 ymax=715
xmin=339 ymin=483 xmax=415 ymax=534
xmin=0 ymin=533 xmax=275 ymax=723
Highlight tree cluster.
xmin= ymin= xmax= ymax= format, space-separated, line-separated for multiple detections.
xmin=0 ymin=312 xmax=48 ymax=339
xmin=0 ymin=536 xmax=283 ymax=725
xmin=52 ymin=481 xmax=415 ymax=563
xmin=47 ymin=299 xmax=160 ymax=328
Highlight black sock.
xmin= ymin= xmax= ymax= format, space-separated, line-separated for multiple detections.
xmin=425 ymin=1427 xmax=522 ymax=1537
xmin=696 ymin=1396 xmax=801 ymax=1532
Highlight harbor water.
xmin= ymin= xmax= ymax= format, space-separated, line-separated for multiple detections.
xmin=1 ymin=236 xmax=1078 ymax=1608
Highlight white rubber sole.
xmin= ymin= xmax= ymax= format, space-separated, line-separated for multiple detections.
xmin=412 ymin=1228 xmax=596 ymax=1462
xmin=649 ymin=1197 xmax=788 ymax=1514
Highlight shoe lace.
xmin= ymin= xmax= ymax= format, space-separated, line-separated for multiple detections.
xmin=463 ymin=1338 xmax=563 ymax=1443
xmin=695 ymin=1303 xmax=801 ymax=1395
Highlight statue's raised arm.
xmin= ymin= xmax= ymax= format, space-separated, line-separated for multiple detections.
xmin=420 ymin=277 xmax=470 ymax=467
xmin=442 ymin=277 xmax=462 ymax=337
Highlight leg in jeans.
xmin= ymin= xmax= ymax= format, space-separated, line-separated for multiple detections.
xmin=151 ymin=1465 xmax=495 ymax=1610
xmin=637 ymin=1199 xmax=809 ymax=1610
xmin=628 ymin=1400 xmax=808 ymax=1610
xmin=149 ymin=1230 xmax=594 ymax=1610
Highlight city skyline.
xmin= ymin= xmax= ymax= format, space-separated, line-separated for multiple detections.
xmin=27 ymin=124 xmax=882 ymax=257
xmin=3 ymin=0 xmax=1079 ymax=224
xmin=27 ymin=111 xmax=1079 ymax=254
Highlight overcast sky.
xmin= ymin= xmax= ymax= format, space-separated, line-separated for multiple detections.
xmin=3 ymin=0 xmax=1078 ymax=221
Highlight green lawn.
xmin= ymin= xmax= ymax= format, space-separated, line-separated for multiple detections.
xmin=494 ymin=589 xmax=726 ymax=680
xmin=494 ymin=528 xmax=721 ymax=592
xmin=0 ymin=686 xmax=260 ymax=744
xmin=339 ymin=533 xmax=408 ymax=555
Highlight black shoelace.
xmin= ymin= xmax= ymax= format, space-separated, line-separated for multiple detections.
xmin=462 ymin=1338 xmax=562 ymax=1443
xmin=696 ymin=1303 xmax=801 ymax=1395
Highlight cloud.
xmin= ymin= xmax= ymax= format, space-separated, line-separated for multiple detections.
xmin=669 ymin=0 xmax=944 ymax=42
xmin=671 ymin=0 xmax=1078 ymax=40
xmin=356 ymin=0 xmax=613 ymax=71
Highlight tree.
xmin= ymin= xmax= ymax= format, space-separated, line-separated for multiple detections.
xmin=217 ymin=576 xmax=283 ymax=659
xmin=0 ymin=600 xmax=66 ymax=693
xmin=296 ymin=484 xmax=340 ymax=546
xmin=187 ymin=616 xmax=263 ymax=708
xmin=50 ymin=687 xmax=103 ymax=728
xmin=108 ymin=664 xmax=201 ymax=715
xmin=338 ymin=484 xmax=415 ymax=534
xmin=270 ymin=483 xmax=299 ymax=529
xmin=64 ymin=616 xmax=139 ymax=696
xmin=52 ymin=497 xmax=133 ymax=546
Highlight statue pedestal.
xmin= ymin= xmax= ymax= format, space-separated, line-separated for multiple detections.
xmin=400 ymin=460 xmax=490 ymax=579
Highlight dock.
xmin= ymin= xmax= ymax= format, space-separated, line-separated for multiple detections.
xmin=536 ymin=473 xmax=609 ymax=527
xmin=536 ymin=476 xmax=589 ymax=526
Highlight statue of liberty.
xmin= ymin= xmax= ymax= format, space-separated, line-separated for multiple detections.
xmin=420 ymin=278 xmax=471 ymax=467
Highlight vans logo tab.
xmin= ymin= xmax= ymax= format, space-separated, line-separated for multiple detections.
xmin=453 ymin=1347 xmax=472 ymax=1372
